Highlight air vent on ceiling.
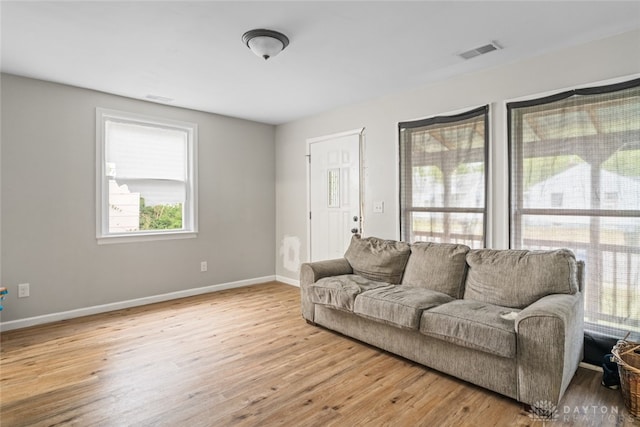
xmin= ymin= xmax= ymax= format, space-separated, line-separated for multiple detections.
xmin=458 ymin=41 xmax=502 ymax=60
xmin=145 ymin=94 xmax=174 ymax=103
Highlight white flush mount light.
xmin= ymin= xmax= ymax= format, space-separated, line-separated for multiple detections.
xmin=242 ymin=29 xmax=289 ymax=60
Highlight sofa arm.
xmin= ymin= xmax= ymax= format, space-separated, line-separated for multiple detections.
xmin=515 ymin=292 xmax=584 ymax=406
xmin=300 ymin=258 xmax=353 ymax=286
xmin=299 ymin=258 xmax=353 ymax=321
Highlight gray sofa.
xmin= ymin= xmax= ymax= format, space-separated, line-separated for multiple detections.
xmin=300 ymin=235 xmax=584 ymax=407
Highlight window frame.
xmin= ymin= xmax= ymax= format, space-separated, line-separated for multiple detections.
xmin=96 ymin=108 xmax=198 ymax=244
xmin=398 ymin=105 xmax=489 ymax=247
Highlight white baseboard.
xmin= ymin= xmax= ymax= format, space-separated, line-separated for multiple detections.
xmin=0 ymin=275 xmax=276 ymax=332
xmin=276 ymin=275 xmax=300 ymax=287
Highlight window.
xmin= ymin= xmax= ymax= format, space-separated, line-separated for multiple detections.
xmin=96 ymin=109 xmax=197 ymax=243
xmin=399 ymin=106 xmax=488 ymax=248
xmin=508 ymin=78 xmax=640 ymax=339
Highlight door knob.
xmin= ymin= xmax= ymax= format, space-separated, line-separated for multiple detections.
xmin=351 ymin=228 xmax=358 ymax=234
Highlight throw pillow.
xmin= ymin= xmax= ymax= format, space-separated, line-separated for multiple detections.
xmin=344 ymin=235 xmax=411 ymax=284
xmin=463 ymin=248 xmax=578 ymax=308
xmin=401 ymin=242 xmax=470 ymax=298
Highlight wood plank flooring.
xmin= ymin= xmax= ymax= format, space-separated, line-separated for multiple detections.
xmin=1 ymin=282 xmax=637 ymax=426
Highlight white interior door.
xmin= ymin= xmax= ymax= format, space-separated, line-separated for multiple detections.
xmin=309 ymin=130 xmax=362 ymax=262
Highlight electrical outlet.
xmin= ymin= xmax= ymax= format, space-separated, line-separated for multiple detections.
xmin=18 ymin=283 xmax=30 ymax=298
xmin=200 ymin=261 xmax=208 ymax=272
xmin=373 ymin=201 xmax=384 ymax=213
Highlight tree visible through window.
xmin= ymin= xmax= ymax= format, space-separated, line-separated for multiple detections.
xmin=399 ymin=106 xmax=488 ymax=248
xmin=96 ymin=109 xmax=197 ymax=242
xmin=508 ymin=78 xmax=640 ymax=339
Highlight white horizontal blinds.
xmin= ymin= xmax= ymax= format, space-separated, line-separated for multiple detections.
xmin=508 ymin=78 xmax=640 ymax=340
xmin=105 ymin=120 xmax=188 ymax=233
xmin=106 ymin=121 xmax=187 ymax=181
xmin=399 ymin=106 xmax=488 ymax=247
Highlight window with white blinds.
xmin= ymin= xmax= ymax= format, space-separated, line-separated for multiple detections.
xmin=399 ymin=106 xmax=488 ymax=248
xmin=508 ymin=78 xmax=640 ymax=340
xmin=96 ymin=108 xmax=198 ymax=243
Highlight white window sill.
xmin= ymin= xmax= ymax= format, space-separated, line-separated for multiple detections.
xmin=97 ymin=231 xmax=197 ymax=245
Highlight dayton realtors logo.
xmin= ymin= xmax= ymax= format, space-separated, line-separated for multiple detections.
xmin=528 ymin=401 xmax=627 ymax=423
xmin=528 ymin=401 xmax=559 ymax=421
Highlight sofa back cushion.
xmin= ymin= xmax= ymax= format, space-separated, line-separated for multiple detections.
xmin=344 ymin=235 xmax=411 ymax=284
xmin=463 ymin=249 xmax=578 ymax=308
xmin=401 ymin=242 xmax=470 ymax=298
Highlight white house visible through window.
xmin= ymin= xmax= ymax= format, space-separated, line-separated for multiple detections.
xmin=96 ymin=109 xmax=197 ymax=243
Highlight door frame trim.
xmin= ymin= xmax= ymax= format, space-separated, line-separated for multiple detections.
xmin=306 ymin=128 xmax=365 ymax=263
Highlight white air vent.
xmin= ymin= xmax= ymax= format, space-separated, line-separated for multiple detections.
xmin=459 ymin=42 xmax=501 ymax=60
xmin=145 ymin=94 xmax=174 ymax=103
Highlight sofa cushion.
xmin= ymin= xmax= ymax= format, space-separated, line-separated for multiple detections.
xmin=354 ymin=286 xmax=454 ymax=330
xmin=344 ymin=235 xmax=411 ymax=284
xmin=308 ymin=274 xmax=392 ymax=311
xmin=401 ymin=242 xmax=470 ymax=298
xmin=420 ymin=300 xmax=520 ymax=358
xmin=463 ymin=249 xmax=578 ymax=309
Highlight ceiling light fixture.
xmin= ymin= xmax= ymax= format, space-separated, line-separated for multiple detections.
xmin=242 ymin=29 xmax=289 ymax=60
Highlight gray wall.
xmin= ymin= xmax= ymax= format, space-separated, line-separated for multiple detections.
xmin=275 ymin=29 xmax=640 ymax=282
xmin=1 ymin=74 xmax=276 ymax=322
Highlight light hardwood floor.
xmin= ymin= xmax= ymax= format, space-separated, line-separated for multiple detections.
xmin=1 ymin=282 xmax=637 ymax=426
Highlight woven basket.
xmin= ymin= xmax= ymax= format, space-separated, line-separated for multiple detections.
xmin=612 ymin=339 xmax=640 ymax=418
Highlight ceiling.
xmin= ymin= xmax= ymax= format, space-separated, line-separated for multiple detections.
xmin=2 ymin=1 xmax=639 ymax=125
